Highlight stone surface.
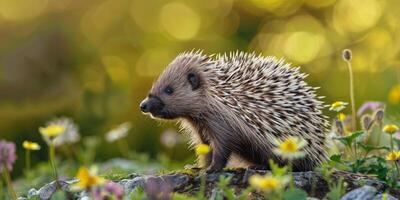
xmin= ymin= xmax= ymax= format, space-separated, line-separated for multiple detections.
xmin=118 ymin=176 xmax=145 ymax=194
xmin=21 ymin=169 xmax=399 ymax=199
xmin=341 ymin=186 xmax=377 ymax=200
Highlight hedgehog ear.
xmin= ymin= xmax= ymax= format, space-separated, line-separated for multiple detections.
xmin=187 ymin=73 xmax=200 ymax=90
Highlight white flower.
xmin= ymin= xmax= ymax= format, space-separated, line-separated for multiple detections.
xmin=105 ymin=122 xmax=131 ymax=142
xmin=160 ymin=129 xmax=181 ymax=148
xmin=46 ymin=117 xmax=80 ymax=147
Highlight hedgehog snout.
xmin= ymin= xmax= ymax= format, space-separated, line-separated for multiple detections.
xmin=140 ymin=96 xmax=165 ymax=114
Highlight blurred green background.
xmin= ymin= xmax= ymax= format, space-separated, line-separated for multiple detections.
xmin=1 ymin=0 xmax=400 ymax=177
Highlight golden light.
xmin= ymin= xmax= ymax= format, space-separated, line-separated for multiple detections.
xmin=102 ymin=55 xmax=129 ymax=84
xmin=0 ymin=0 xmax=48 ymax=21
xmin=135 ymin=49 xmax=174 ymax=77
xmin=82 ymin=65 xmax=105 ymax=93
xmin=283 ymin=32 xmax=325 ymax=64
xmin=333 ymin=0 xmax=384 ymax=34
xmin=304 ymin=0 xmax=337 ymax=8
xmin=80 ymin=0 xmax=126 ymax=44
xmin=365 ymin=29 xmax=393 ymax=51
xmin=130 ymin=0 xmax=162 ymax=32
xmin=248 ymin=0 xmax=302 ymax=16
xmin=159 ymin=2 xmax=201 ymax=40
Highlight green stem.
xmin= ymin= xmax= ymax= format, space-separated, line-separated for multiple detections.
xmin=354 ymin=142 xmax=358 ymax=159
xmin=2 ymin=164 xmax=17 ymax=200
xmin=288 ymin=160 xmax=294 ymax=189
xmin=198 ymin=174 xmax=206 ymax=199
xmin=0 ymin=177 xmax=3 ymax=200
xmin=117 ymin=139 xmax=130 ymax=158
xmin=346 ymin=60 xmax=357 ymax=131
xmin=49 ymin=144 xmax=60 ymax=188
xmin=395 ymin=162 xmax=400 ymax=178
xmin=390 ymin=136 xmax=394 ymax=151
xmin=25 ymin=150 xmax=30 ymax=174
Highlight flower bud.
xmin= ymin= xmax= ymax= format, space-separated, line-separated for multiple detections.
xmin=373 ymin=109 xmax=384 ymax=127
xmin=342 ymin=49 xmax=352 ymax=61
xmin=361 ymin=115 xmax=373 ymax=131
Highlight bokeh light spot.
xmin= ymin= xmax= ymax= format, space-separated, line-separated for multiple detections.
xmin=248 ymin=0 xmax=302 ymax=16
xmin=159 ymin=2 xmax=201 ymax=40
xmin=102 ymin=56 xmax=129 ymax=84
xmin=0 ymin=0 xmax=47 ymax=21
xmin=333 ymin=0 xmax=383 ymax=34
xmin=136 ymin=49 xmax=174 ymax=77
xmin=283 ymin=31 xmax=325 ymax=63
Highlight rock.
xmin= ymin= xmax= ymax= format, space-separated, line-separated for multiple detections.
xmin=21 ymin=169 xmax=399 ymax=199
xmin=341 ymin=186 xmax=377 ymax=200
xmin=159 ymin=174 xmax=191 ymax=190
xmin=118 ymin=176 xmax=145 ymax=193
xmin=27 ymin=188 xmax=38 ymax=198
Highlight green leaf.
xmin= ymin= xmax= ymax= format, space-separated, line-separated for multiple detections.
xmin=269 ymin=159 xmax=288 ymax=176
xmin=283 ymin=188 xmax=308 ymax=200
xmin=357 ymin=143 xmax=390 ymax=153
xmin=330 ymin=154 xmax=343 ymax=163
xmin=333 ymin=131 xmax=364 ymax=147
xmin=325 ymin=178 xmax=346 ymax=200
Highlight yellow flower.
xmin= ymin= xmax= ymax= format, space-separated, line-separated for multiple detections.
xmin=337 ymin=113 xmax=346 ymax=121
xmin=195 ymin=144 xmax=211 ymax=155
xmin=383 ymin=124 xmax=399 ymax=134
xmin=22 ymin=141 xmax=41 ymax=151
xmin=272 ymin=136 xmax=308 ymax=159
xmin=39 ymin=125 xmax=65 ymax=138
xmin=72 ymin=167 xmax=105 ymax=190
xmin=388 ymin=85 xmax=400 ymax=104
xmin=249 ymin=174 xmax=289 ymax=192
xmin=329 ymin=101 xmax=348 ymax=112
xmin=385 ymin=151 xmax=400 ymax=161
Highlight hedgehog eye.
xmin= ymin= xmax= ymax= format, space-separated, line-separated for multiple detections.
xmin=164 ymin=86 xmax=174 ymax=95
xmin=187 ymin=73 xmax=200 ymax=90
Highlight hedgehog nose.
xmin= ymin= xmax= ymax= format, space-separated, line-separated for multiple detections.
xmin=140 ymin=100 xmax=149 ymax=113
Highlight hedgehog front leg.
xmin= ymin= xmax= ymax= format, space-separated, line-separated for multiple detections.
xmin=206 ymin=142 xmax=231 ymax=172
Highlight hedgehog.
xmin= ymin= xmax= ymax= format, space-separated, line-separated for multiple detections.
xmin=140 ymin=51 xmax=329 ymax=172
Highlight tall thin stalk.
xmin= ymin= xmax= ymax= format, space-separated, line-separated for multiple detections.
xmin=25 ymin=150 xmax=30 ymax=174
xmin=2 ymin=164 xmax=17 ymax=200
xmin=49 ymin=144 xmax=61 ymax=189
xmin=343 ymin=49 xmax=356 ymax=131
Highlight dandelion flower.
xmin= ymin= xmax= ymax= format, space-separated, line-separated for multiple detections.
xmin=47 ymin=117 xmax=81 ymax=147
xmin=272 ymin=136 xmax=308 ymax=159
xmin=385 ymin=151 xmax=400 ymax=161
xmin=388 ymin=85 xmax=400 ymax=105
xmin=249 ymin=174 xmax=289 ymax=192
xmin=195 ymin=144 xmax=210 ymax=155
xmin=329 ymin=101 xmax=348 ymax=112
xmin=383 ymin=125 xmax=399 ymax=134
xmin=0 ymin=140 xmax=17 ymax=172
xmin=337 ymin=113 xmax=346 ymax=121
xmin=72 ymin=166 xmax=105 ymax=190
xmin=39 ymin=124 xmax=65 ymax=144
xmin=105 ymin=122 xmax=131 ymax=143
xmin=23 ymin=141 xmax=41 ymax=151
